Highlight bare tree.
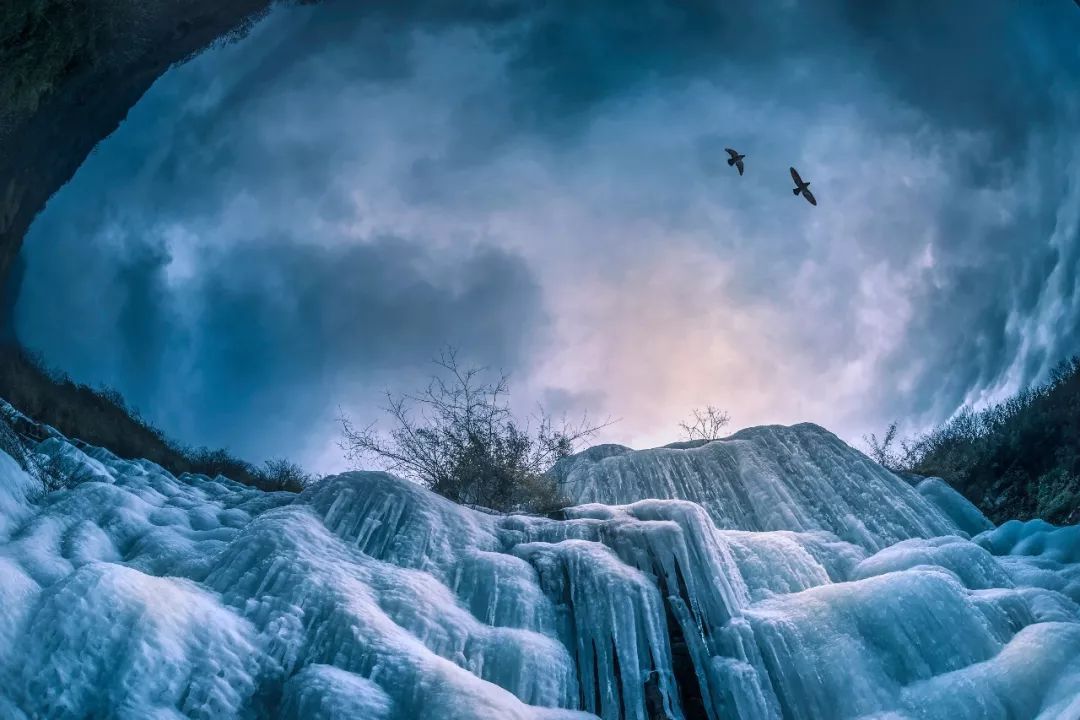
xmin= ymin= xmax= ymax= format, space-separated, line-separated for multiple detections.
xmin=340 ymin=348 xmax=609 ymax=513
xmin=679 ymin=405 xmax=731 ymax=442
xmin=863 ymin=421 xmax=918 ymax=473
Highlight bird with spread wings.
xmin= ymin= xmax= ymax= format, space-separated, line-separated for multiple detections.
xmin=790 ymin=167 xmax=817 ymax=206
xmin=725 ymin=148 xmax=746 ymax=176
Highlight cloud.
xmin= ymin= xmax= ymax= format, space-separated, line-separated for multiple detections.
xmin=13 ymin=0 xmax=1080 ymax=469
xmin=14 ymin=28 xmax=549 ymax=466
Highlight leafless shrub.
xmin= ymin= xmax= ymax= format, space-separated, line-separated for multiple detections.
xmin=864 ymin=421 xmax=903 ymax=471
xmin=340 ymin=348 xmax=610 ymax=513
xmin=257 ymin=458 xmax=312 ymax=491
xmin=679 ymin=405 xmax=731 ymax=442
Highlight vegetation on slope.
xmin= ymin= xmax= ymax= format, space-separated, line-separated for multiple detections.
xmin=866 ymin=357 xmax=1080 ymax=525
xmin=0 ymin=342 xmax=308 ymax=492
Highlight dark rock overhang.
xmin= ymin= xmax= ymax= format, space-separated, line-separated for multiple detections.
xmin=0 ymin=0 xmax=286 ymax=307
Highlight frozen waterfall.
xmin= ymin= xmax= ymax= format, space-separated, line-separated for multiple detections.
xmin=553 ymin=424 xmax=968 ymax=551
xmin=1 ymin=409 xmax=1078 ymax=719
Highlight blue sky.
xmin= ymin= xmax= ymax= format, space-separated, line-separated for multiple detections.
xmin=13 ymin=0 xmax=1080 ymax=472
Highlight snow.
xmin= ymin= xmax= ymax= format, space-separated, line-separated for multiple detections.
xmin=1 ymin=420 xmax=1078 ymax=719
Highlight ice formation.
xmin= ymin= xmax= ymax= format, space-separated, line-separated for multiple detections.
xmin=553 ymin=425 xmax=964 ymax=551
xmin=1 ymin=408 xmax=1078 ymax=719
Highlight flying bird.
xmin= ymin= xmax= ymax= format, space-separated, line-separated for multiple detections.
xmin=725 ymin=148 xmax=746 ymax=176
xmin=790 ymin=167 xmax=816 ymax=206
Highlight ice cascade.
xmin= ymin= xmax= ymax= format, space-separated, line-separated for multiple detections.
xmin=1 ymin=413 xmax=1078 ymax=719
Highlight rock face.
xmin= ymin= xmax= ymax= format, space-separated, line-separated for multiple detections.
xmin=1 ymin=418 xmax=1079 ymax=719
xmin=0 ymin=0 xmax=275 ymax=302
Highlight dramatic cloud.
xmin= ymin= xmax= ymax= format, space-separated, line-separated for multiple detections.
xmin=14 ymin=0 xmax=1080 ymax=471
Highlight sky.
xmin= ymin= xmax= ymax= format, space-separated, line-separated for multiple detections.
xmin=12 ymin=0 xmax=1080 ymax=473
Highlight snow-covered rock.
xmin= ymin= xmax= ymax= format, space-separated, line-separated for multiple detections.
xmin=0 ymin=423 xmax=1077 ymax=719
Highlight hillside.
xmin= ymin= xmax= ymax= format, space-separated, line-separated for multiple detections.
xmin=0 ymin=343 xmax=304 ymax=491
xmin=890 ymin=357 xmax=1080 ymax=525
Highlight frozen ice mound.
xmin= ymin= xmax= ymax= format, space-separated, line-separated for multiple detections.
xmin=1 ymin=422 xmax=1078 ymax=719
xmin=553 ymin=424 xmax=967 ymax=551
xmin=976 ymin=518 xmax=1080 ymax=564
xmin=7 ymin=562 xmax=263 ymax=718
xmin=914 ymin=477 xmax=995 ymax=537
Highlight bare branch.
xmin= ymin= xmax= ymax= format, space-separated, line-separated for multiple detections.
xmin=679 ymin=405 xmax=731 ymax=442
xmin=863 ymin=421 xmax=903 ymax=471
